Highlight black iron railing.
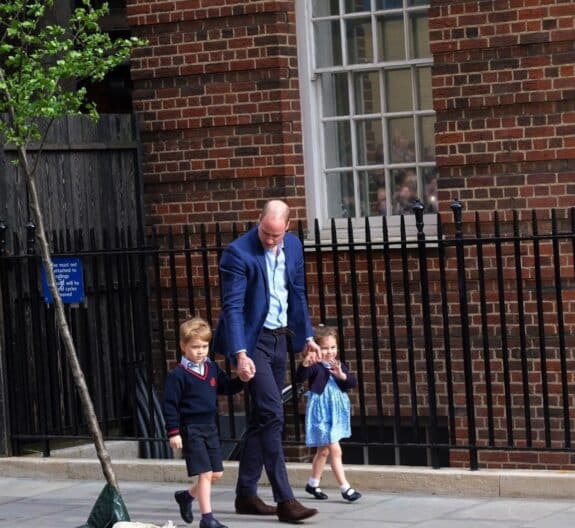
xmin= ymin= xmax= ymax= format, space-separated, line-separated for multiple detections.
xmin=2 ymin=203 xmax=575 ymax=469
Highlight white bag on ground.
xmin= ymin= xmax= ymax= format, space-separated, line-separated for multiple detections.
xmin=113 ymin=522 xmax=178 ymax=528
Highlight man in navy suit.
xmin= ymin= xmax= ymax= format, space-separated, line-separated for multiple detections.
xmin=213 ymin=200 xmax=320 ymax=523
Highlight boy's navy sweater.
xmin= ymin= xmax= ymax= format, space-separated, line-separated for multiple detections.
xmin=163 ymin=360 xmax=243 ymax=438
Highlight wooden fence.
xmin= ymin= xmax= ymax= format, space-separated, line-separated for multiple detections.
xmin=0 ymin=113 xmax=144 ymax=455
xmin=0 ymin=113 xmax=144 ymax=241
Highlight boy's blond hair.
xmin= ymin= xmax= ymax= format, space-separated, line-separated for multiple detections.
xmin=179 ymin=316 xmax=212 ymax=345
xmin=314 ymin=325 xmax=338 ymax=345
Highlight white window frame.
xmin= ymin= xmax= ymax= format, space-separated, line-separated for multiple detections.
xmin=295 ymin=0 xmax=437 ymax=241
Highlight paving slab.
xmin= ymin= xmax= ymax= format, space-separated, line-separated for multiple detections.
xmin=1 ymin=477 xmax=575 ymax=528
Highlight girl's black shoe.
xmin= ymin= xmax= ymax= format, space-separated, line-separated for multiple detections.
xmin=341 ymin=487 xmax=362 ymax=502
xmin=305 ymin=484 xmax=328 ymax=500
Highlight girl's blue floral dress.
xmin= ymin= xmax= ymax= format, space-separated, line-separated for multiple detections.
xmin=304 ymin=363 xmax=351 ymax=447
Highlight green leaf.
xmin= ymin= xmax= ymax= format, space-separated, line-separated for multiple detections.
xmin=0 ymin=0 xmax=144 ymax=149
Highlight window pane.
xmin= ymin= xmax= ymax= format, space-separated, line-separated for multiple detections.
xmin=322 ymin=73 xmax=349 ymax=117
xmin=410 ymin=12 xmax=430 ymax=59
xmin=324 ymin=121 xmax=352 ymax=168
xmin=376 ymin=0 xmax=403 ymax=8
xmin=312 ymin=0 xmax=339 ymax=17
xmin=304 ymin=0 xmax=435 ymax=221
xmin=385 ymin=68 xmax=412 ymax=112
xmin=359 ymin=169 xmax=388 ymax=216
xmin=326 ymin=171 xmax=355 ymax=218
xmin=391 ymin=168 xmax=417 ymax=215
xmin=377 ymin=15 xmax=405 ymax=62
xmin=416 ymin=66 xmax=432 ymax=110
xmin=423 ymin=167 xmax=438 ymax=213
xmin=346 ymin=18 xmax=373 ymax=64
xmin=315 ymin=20 xmax=342 ymax=67
xmin=389 ymin=117 xmax=415 ymax=163
xmin=356 ymin=119 xmax=384 ymax=165
xmin=419 ymin=115 xmax=435 ymax=162
xmin=345 ymin=0 xmax=371 ymax=13
xmin=354 ymin=71 xmax=380 ymax=115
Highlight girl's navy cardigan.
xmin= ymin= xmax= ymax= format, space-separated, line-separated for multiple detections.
xmin=295 ymin=361 xmax=357 ymax=395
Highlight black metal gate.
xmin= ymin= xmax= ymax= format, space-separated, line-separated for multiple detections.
xmin=0 ymin=224 xmax=169 ymax=457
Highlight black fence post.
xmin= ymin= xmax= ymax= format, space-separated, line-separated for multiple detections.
xmin=437 ymin=215 xmax=456 ymax=445
xmin=450 ymin=200 xmax=478 ymax=470
xmin=532 ymin=211 xmax=551 ymax=446
xmin=551 ymin=210 xmax=571 ymax=448
xmin=0 ymin=220 xmax=6 ymax=256
xmin=382 ymin=216 xmax=402 ymax=462
xmin=26 ymin=222 xmax=52 ymax=457
xmin=346 ymin=217 xmax=368 ymax=461
xmin=413 ymin=201 xmax=440 ymax=468
xmin=26 ymin=221 xmax=35 ymax=255
xmin=474 ymin=212 xmax=495 ymax=447
xmin=0 ymin=220 xmax=10 ymax=456
xmin=399 ymin=214 xmax=419 ymax=442
xmin=512 ymin=210 xmax=532 ymax=447
xmin=493 ymin=211 xmax=514 ymax=446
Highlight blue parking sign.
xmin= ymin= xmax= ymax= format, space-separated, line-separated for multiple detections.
xmin=42 ymin=257 xmax=85 ymax=304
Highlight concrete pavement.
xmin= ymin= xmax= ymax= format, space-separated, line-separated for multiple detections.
xmin=3 ymin=452 xmax=575 ymax=528
xmin=1 ymin=475 xmax=575 ymax=528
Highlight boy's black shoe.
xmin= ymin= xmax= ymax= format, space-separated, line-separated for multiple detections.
xmin=175 ymin=490 xmax=194 ymax=523
xmin=199 ymin=517 xmax=228 ymax=528
xmin=305 ymin=484 xmax=328 ymax=500
xmin=341 ymin=487 xmax=362 ymax=502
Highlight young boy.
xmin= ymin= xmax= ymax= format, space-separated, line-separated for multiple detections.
xmin=163 ymin=316 xmax=244 ymax=528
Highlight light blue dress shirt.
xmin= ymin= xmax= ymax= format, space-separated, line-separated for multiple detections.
xmin=180 ymin=356 xmax=208 ymax=376
xmin=264 ymin=244 xmax=288 ymax=329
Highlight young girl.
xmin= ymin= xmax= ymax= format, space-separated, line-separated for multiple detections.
xmin=296 ymin=325 xmax=362 ymax=502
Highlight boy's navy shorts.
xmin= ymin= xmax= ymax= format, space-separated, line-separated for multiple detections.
xmin=181 ymin=423 xmax=223 ymax=477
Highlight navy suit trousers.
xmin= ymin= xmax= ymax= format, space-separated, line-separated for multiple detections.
xmin=236 ymin=331 xmax=294 ymax=503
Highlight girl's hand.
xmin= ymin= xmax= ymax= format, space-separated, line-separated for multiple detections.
xmin=301 ymin=348 xmax=315 ymax=367
xmin=330 ymin=360 xmax=346 ymax=380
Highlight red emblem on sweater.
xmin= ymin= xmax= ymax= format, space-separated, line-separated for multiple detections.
xmin=210 ymin=377 xmax=216 ymax=387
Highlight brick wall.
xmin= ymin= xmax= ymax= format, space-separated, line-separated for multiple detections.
xmin=428 ymin=0 xmax=575 ymax=466
xmin=126 ymin=0 xmax=306 ymax=231
xmin=430 ymin=0 xmax=575 ymax=219
xmin=125 ymin=0 xmax=575 ymax=470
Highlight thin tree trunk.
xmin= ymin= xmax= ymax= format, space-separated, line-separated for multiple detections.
xmin=18 ymin=145 xmax=119 ymax=491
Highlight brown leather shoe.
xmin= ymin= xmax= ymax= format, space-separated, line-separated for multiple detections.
xmin=277 ymin=499 xmax=318 ymax=523
xmin=235 ymin=495 xmax=277 ymax=515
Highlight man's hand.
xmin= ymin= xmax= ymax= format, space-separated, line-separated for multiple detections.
xmin=236 ymin=352 xmax=256 ymax=382
xmin=302 ymin=338 xmax=321 ymax=364
xmin=169 ymin=434 xmax=182 ymax=450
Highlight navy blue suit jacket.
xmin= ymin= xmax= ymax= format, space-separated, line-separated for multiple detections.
xmin=213 ymin=226 xmax=313 ymax=361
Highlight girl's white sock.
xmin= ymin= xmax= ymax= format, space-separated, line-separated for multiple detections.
xmin=308 ymin=478 xmax=320 ymax=488
xmin=340 ymin=482 xmax=351 ymax=492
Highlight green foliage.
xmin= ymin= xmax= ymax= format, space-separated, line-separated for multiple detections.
xmin=0 ymin=0 xmax=145 ymax=146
